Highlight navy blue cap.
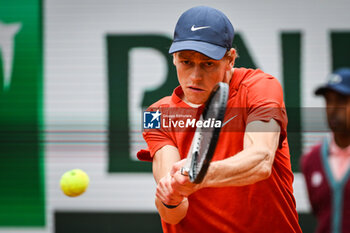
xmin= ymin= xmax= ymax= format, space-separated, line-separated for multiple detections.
xmin=169 ymin=6 xmax=234 ymax=60
xmin=315 ymin=68 xmax=350 ymax=96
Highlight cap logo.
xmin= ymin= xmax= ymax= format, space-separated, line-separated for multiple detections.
xmin=328 ymin=74 xmax=342 ymax=84
xmin=191 ymin=25 xmax=211 ymax=31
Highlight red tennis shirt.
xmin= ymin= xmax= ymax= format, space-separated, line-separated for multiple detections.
xmin=140 ymin=68 xmax=302 ymax=233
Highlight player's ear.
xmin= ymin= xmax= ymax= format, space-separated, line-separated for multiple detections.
xmin=227 ymin=48 xmax=236 ymax=69
xmin=173 ymin=53 xmax=177 ymax=66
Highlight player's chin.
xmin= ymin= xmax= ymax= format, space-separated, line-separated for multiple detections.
xmin=186 ymin=93 xmax=209 ymax=105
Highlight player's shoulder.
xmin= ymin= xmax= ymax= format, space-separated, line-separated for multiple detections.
xmin=148 ymin=96 xmax=172 ymax=109
xmin=232 ymin=68 xmax=282 ymax=96
xmin=236 ymin=68 xmax=279 ymax=86
xmin=147 ymin=86 xmax=185 ymax=109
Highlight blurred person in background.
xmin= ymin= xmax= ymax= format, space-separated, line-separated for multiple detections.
xmin=301 ymin=68 xmax=350 ymax=233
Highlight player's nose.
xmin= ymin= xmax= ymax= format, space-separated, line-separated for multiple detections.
xmin=189 ymin=65 xmax=204 ymax=81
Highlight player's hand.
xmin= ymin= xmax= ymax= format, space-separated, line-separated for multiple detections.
xmin=170 ymin=159 xmax=201 ymax=197
xmin=156 ymin=172 xmax=184 ymax=206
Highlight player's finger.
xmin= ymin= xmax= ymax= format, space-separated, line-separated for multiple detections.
xmin=157 ymin=177 xmax=172 ymax=198
xmin=170 ymin=159 xmax=186 ymax=176
xmin=165 ymin=174 xmax=175 ymax=192
xmin=171 ymin=174 xmax=186 ymax=194
xmin=173 ymin=170 xmax=189 ymax=185
xmin=156 ymin=183 xmax=167 ymax=199
xmin=162 ymin=175 xmax=178 ymax=196
xmin=156 ymin=184 xmax=173 ymax=204
xmin=156 ymin=185 xmax=183 ymax=205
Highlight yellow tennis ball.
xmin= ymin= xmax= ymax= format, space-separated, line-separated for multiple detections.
xmin=60 ymin=169 xmax=89 ymax=197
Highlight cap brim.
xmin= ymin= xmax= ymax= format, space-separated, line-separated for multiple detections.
xmin=169 ymin=40 xmax=227 ymax=60
xmin=315 ymin=86 xmax=328 ymax=96
xmin=315 ymin=85 xmax=350 ymax=96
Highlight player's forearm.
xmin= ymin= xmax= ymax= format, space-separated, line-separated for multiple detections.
xmin=202 ymin=146 xmax=274 ymax=187
xmin=155 ymin=197 xmax=188 ymax=224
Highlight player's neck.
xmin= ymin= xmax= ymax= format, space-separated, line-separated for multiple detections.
xmin=224 ymin=68 xmax=234 ymax=84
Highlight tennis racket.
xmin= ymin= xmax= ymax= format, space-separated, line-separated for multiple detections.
xmin=181 ymin=82 xmax=229 ymax=183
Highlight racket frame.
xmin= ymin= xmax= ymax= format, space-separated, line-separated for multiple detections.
xmin=181 ymin=82 xmax=229 ymax=183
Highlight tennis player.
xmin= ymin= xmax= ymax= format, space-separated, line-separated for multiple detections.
xmin=138 ymin=6 xmax=302 ymax=233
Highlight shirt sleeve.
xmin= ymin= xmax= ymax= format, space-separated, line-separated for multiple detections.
xmin=142 ymin=128 xmax=177 ymax=159
xmin=245 ymin=75 xmax=288 ymax=147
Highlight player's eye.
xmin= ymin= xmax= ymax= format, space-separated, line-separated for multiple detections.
xmin=206 ymin=62 xmax=213 ymax=66
xmin=181 ymin=60 xmax=190 ymax=65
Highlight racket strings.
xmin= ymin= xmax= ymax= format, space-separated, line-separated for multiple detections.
xmin=194 ymin=131 xmax=212 ymax=176
xmin=192 ymin=87 xmax=224 ymax=178
xmin=188 ymin=82 xmax=229 ymax=183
